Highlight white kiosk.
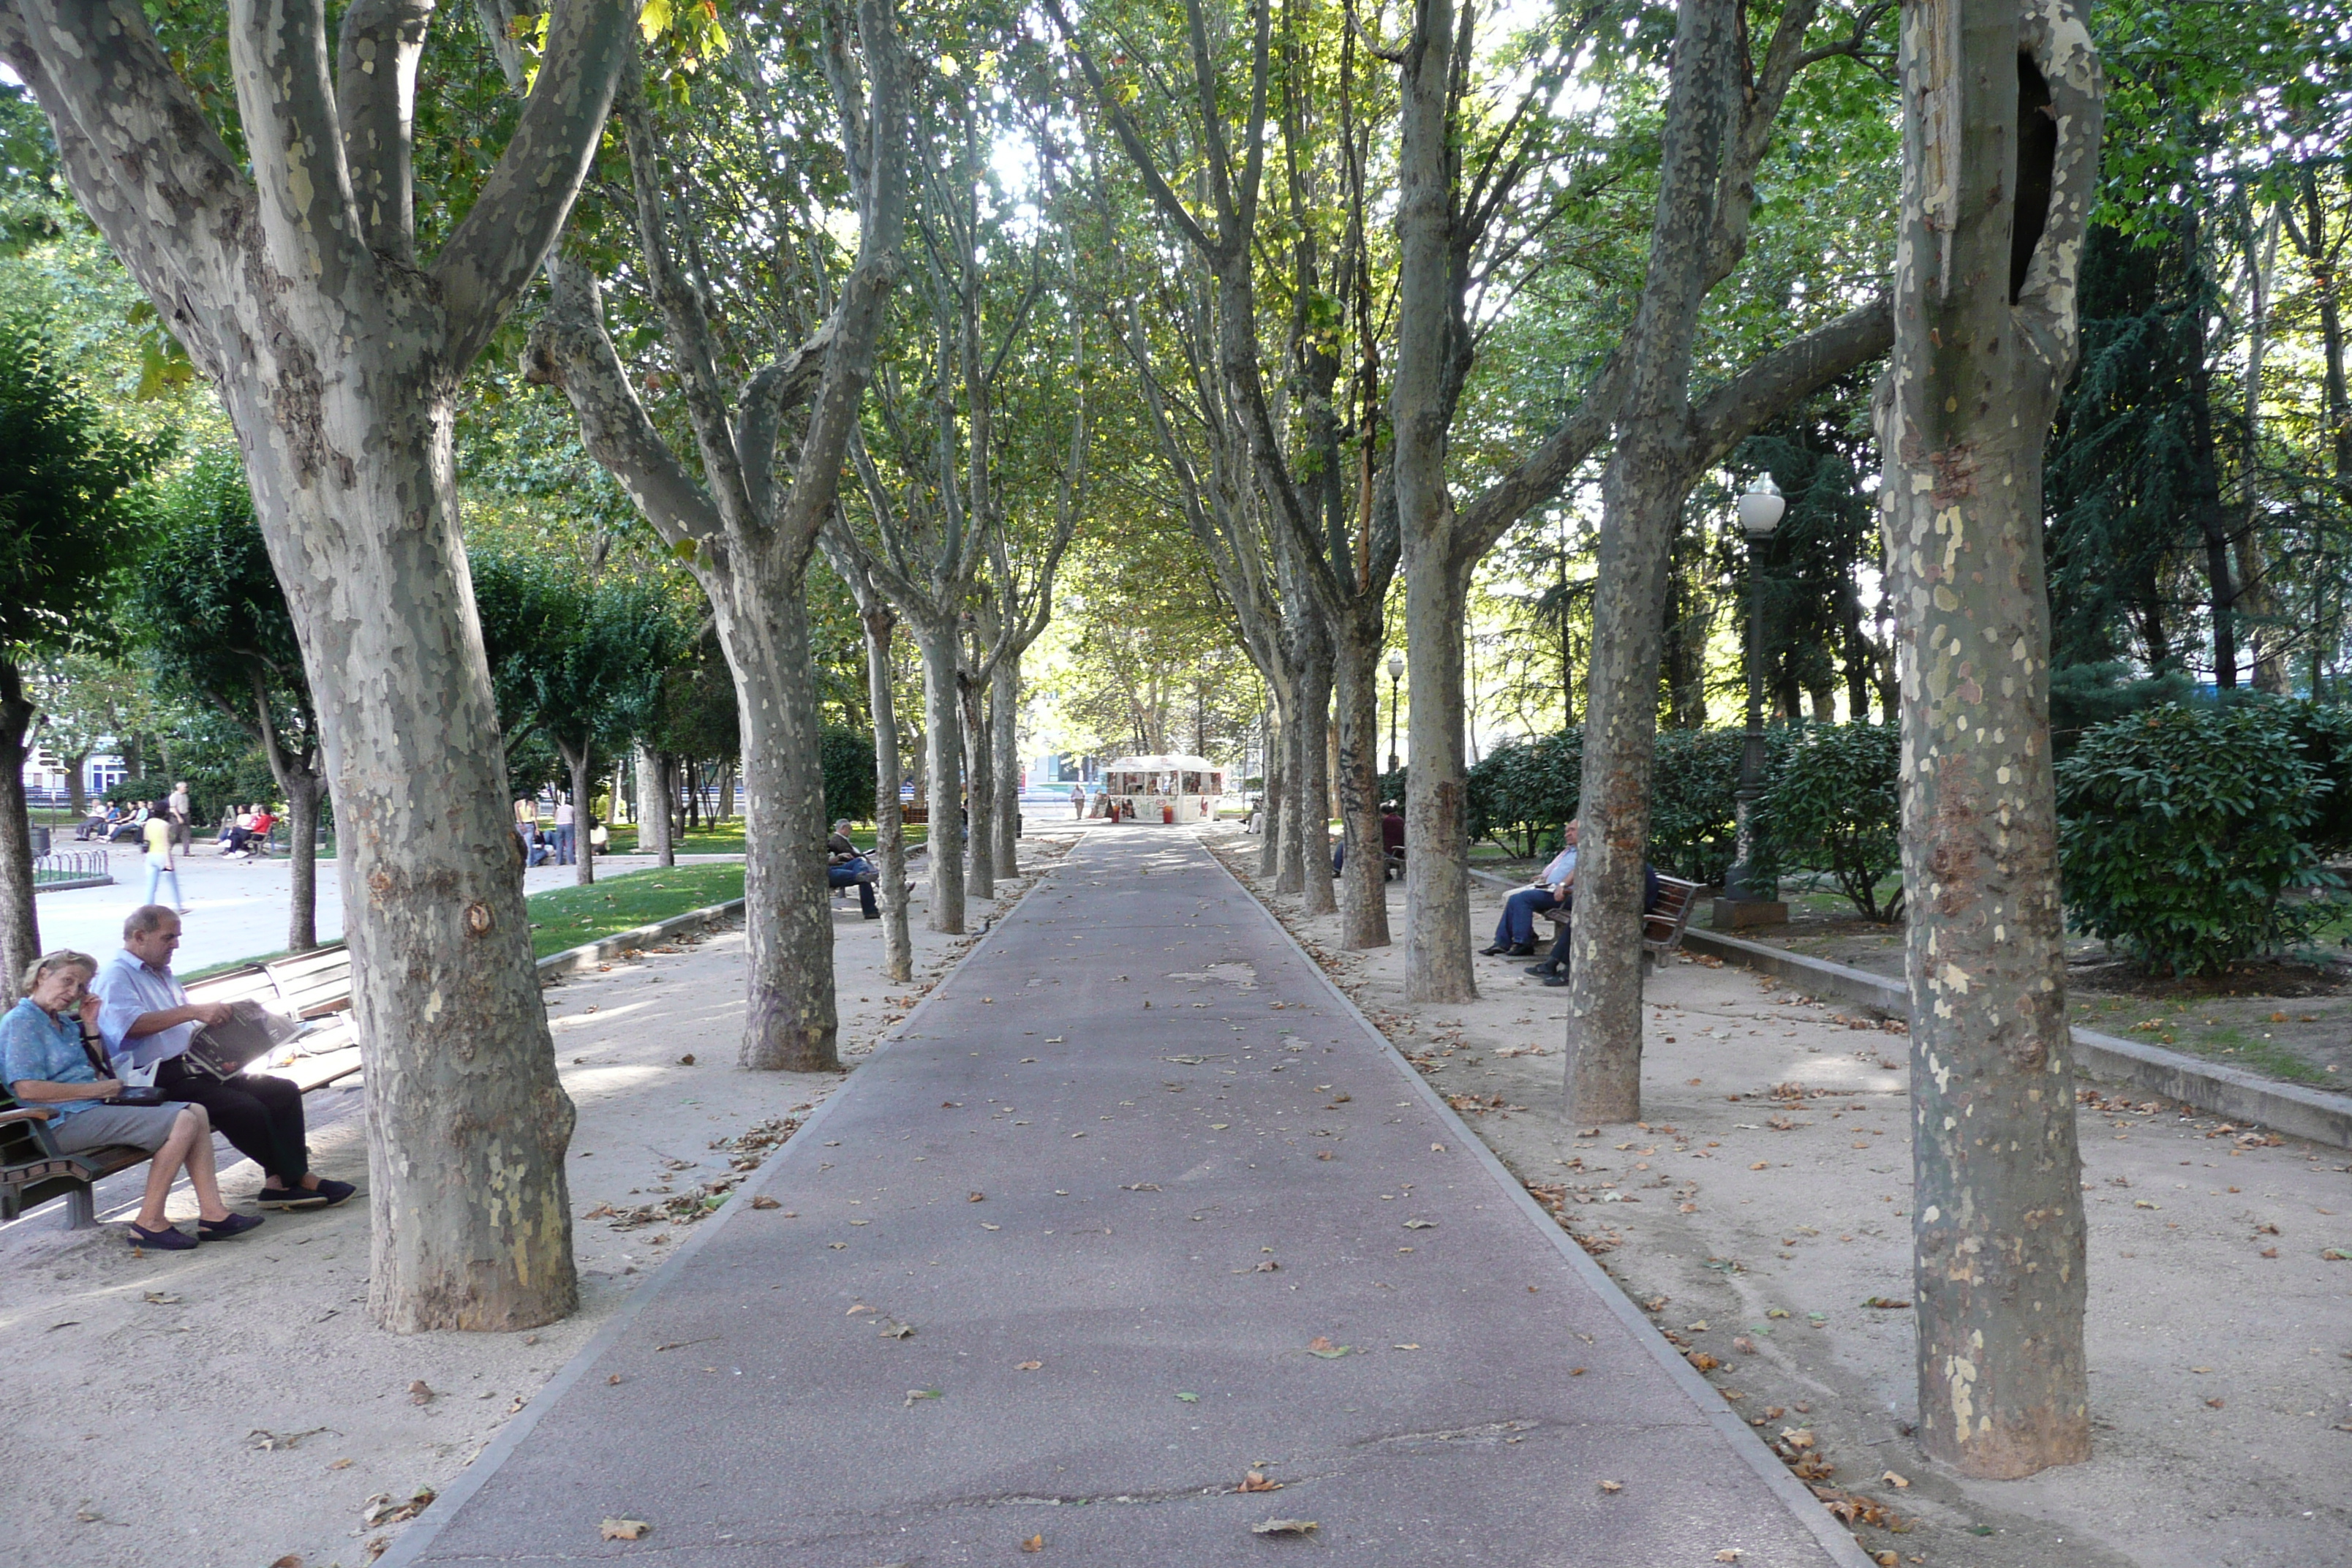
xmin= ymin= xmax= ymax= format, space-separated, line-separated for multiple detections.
xmin=1096 ymin=754 xmax=1227 ymax=823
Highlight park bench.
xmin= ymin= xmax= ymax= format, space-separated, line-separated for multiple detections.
xmin=1 ymin=946 xmax=364 ymax=1229
xmin=1539 ymin=872 xmax=1704 ymax=974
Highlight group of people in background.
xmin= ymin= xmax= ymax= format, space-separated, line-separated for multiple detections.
xmin=513 ymin=793 xmax=587 ymax=867
xmin=71 ymin=786 xmax=279 ymax=913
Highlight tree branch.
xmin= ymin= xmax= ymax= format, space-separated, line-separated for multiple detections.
xmin=1689 ymin=294 xmax=1893 ymax=467
xmin=522 ymin=260 xmax=727 ymax=549
xmin=433 ymin=0 xmax=635 ymax=367
xmin=337 ymin=0 xmax=437 ymax=263
xmin=1450 ymin=341 xmax=1632 ymax=568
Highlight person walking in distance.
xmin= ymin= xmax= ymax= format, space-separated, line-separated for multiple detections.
xmin=553 ymin=794 xmax=576 ymax=866
xmin=91 ymin=906 xmax=354 ymax=1210
xmin=167 ymin=780 xmax=192 ymax=853
xmin=140 ymin=799 xmax=185 ymax=913
xmin=1070 ymin=784 xmax=1085 ymax=821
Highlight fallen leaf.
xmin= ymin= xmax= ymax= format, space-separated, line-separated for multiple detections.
xmin=981 ymin=1222 xmax=1001 ymax=1231
xmin=600 ymin=1518 xmax=651 ymax=1542
xmin=1598 ymin=1480 xmax=1623 ymax=1493
xmin=1019 ymin=1534 xmax=1044 ymax=1552
xmin=272 ymin=1556 xmax=303 ymax=1567
xmin=328 ymin=1458 xmax=355 ymax=1471
xmin=1733 ymin=1337 xmax=1757 ymax=1354
xmin=407 ymin=1380 xmax=434 ymax=1406
xmin=904 ymin=1389 xmax=942 ymax=1406
xmin=1403 ymin=1218 xmax=1437 ymax=1230
xmin=1686 ymin=1352 xmax=1719 ymax=1372
xmin=1175 ymin=1392 xmax=1199 ymax=1403
xmin=968 ymin=1191 xmax=986 ymax=1202
xmin=141 ymin=1292 xmax=182 ymax=1305
xmin=1251 ymin=1518 xmax=1319 ymax=1537
xmin=1240 ymin=1470 xmax=1282 ymax=1493
xmin=750 ymin=1195 xmax=781 ymax=1210
xmin=1881 ymin=1471 xmax=1910 ymax=1488
xmin=676 ymin=1054 xmax=696 ymax=1066
xmin=2206 ymin=1397 xmax=2225 ymax=1409
xmin=1749 ymin=1162 xmax=1769 ymax=1171
xmin=1017 ymin=1361 xmax=1043 ymax=1371
xmin=1305 ymin=1336 xmax=1352 ymax=1358
xmin=880 ymin=1321 xmax=915 ymax=1339
xmin=2261 ymin=1246 xmax=2280 ymax=1258
xmin=1716 ymin=1552 xmax=1744 ymax=1563
xmin=1861 ymin=1297 xmax=1911 ymax=1310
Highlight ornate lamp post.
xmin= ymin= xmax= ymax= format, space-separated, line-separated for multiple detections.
xmin=1386 ymin=652 xmax=1406 ymax=774
xmin=1716 ymin=475 xmax=1787 ymax=926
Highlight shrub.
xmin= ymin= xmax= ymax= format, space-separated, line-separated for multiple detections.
xmin=1757 ymin=721 xmax=1903 ymax=920
xmin=819 ymin=725 xmax=878 ymax=823
xmin=1468 ymin=729 xmax=1580 ymax=856
xmin=1649 ymin=727 xmax=1749 ymax=886
xmin=2055 ymin=703 xmax=2337 ymax=976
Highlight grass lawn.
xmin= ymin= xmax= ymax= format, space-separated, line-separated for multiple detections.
xmin=180 ymin=863 xmax=750 ymax=979
xmin=525 ymin=863 xmax=746 ymax=958
xmin=600 ymin=821 xmax=927 ymax=857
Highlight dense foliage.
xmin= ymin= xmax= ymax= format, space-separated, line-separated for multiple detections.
xmin=2055 ymin=703 xmax=2341 ymax=975
xmin=1756 ymin=721 xmax=1904 ymax=920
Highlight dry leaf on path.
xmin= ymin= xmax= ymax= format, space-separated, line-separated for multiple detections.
xmin=407 ymin=1381 xmax=434 ymax=1405
xmin=142 ymin=1291 xmax=182 ymax=1305
xmin=1019 ymin=1534 xmax=1044 ymax=1552
xmin=1017 ymin=1361 xmax=1043 ymax=1371
xmin=600 ymin=1518 xmax=651 ymax=1541
xmin=1716 ymin=1552 xmax=1744 ymax=1563
xmin=1598 ymin=1480 xmax=1623 ymax=1493
xmin=1305 ymin=1336 xmax=1352 ymax=1358
xmin=1251 ymin=1518 xmax=1319 ymax=1536
xmin=1240 ymin=1470 xmax=1282 ymax=1492
xmin=1881 ymin=1471 xmax=1910 ymax=1488
xmin=271 ymin=1556 xmax=303 ymax=1567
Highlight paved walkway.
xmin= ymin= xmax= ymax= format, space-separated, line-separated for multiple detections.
xmin=391 ymin=828 xmax=1846 ymax=1566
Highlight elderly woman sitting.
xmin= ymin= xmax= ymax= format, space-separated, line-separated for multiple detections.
xmin=0 ymin=950 xmax=263 ymax=1250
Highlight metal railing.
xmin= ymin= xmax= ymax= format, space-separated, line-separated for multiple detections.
xmin=33 ymin=849 xmax=113 ymax=887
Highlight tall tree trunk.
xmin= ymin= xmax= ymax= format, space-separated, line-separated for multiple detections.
xmin=282 ymin=772 xmax=324 ymax=951
xmin=992 ymin=657 xmax=1020 ymax=874
xmin=1290 ymin=633 xmax=1336 ymax=916
xmin=862 ymin=603 xmax=913 ymax=983
xmin=1258 ymin=696 xmax=1286 ymax=880
xmin=962 ymin=668 xmax=995 ymax=900
xmin=64 ymin=753 xmax=87 ymax=818
xmin=238 ymin=415 xmax=579 ymax=1334
xmin=1403 ymin=549 xmax=1476 ymax=1000
xmin=0 ymin=661 xmax=39 ymax=1004
xmin=636 ymin=747 xmax=674 ymax=867
xmin=717 ymin=762 xmax=736 ymax=823
xmin=919 ymin=627 xmax=967 ymax=933
xmin=558 ymin=740 xmax=597 ymax=888
xmin=714 ymin=575 xmax=838 ymax=1070
xmin=1332 ymin=617 xmax=1390 ymax=948
xmin=2185 ymin=285 xmax=2238 ymax=689
xmin=1879 ymin=0 xmax=2100 ymax=1478
xmin=1564 ymin=0 xmax=1741 ymax=1126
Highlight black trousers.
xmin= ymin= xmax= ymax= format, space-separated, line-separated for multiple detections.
xmin=155 ymin=1058 xmax=310 ymax=1186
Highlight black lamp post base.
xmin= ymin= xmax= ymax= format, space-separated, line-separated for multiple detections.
xmin=1709 ymin=897 xmax=1788 ymax=930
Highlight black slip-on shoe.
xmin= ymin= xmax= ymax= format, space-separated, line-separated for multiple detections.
xmin=259 ymin=1185 xmax=330 ymax=1210
xmin=199 ymin=1213 xmax=265 ymax=1240
xmin=128 ymin=1221 xmax=197 ymax=1250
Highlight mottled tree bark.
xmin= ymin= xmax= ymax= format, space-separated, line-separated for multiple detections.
xmin=1288 ymin=624 xmax=1336 ymax=916
xmin=0 ymin=0 xmax=647 ymax=1328
xmin=991 ymin=657 xmax=1020 ymax=874
xmin=865 ymin=608 xmax=913 ymax=981
xmin=636 ymin=747 xmax=674 ymax=867
xmin=1879 ymin=0 xmax=2100 ymax=1478
xmin=960 ymin=659 xmax=995 ymax=901
xmin=1332 ymin=611 xmax=1390 ymax=947
xmin=0 ymin=661 xmax=39 ymax=1002
xmin=918 ymin=628 xmax=968 ymax=933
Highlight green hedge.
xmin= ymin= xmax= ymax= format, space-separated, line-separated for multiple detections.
xmin=819 ymin=725 xmax=878 ymax=823
xmin=2056 ymin=701 xmax=2341 ymax=976
xmin=1756 ymin=721 xmax=1902 ymax=920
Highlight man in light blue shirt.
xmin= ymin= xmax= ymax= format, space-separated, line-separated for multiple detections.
xmin=91 ymin=905 xmax=353 ymax=1210
xmin=1482 ymin=821 xmax=1579 ymax=956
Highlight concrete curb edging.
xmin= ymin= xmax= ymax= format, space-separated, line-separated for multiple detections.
xmin=377 ymin=864 xmax=1056 ymax=1568
xmin=1677 ymin=927 xmax=2352 ymax=1150
xmin=1224 ymin=852 xmax=1878 ymax=1568
xmin=533 ymin=897 xmax=748 ymax=979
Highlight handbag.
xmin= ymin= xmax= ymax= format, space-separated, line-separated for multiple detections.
xmin=78 ymin=1030 xmax=165 ymax=1105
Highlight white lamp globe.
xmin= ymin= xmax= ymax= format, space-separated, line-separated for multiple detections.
xmin=1387 ymin=652 xmax=1405 ymax=682
xmin=1737 ymin=475 xmax=1786 ymax=537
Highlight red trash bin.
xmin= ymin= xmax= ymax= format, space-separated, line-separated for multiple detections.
xmin=1162 ymin=802 xmax=1175 ymax=823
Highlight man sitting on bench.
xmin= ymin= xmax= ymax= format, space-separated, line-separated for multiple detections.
xmin=3 ymin=949 xmax=262 ymax=1249
xmin=92 ymin=906 xmax=353 ymax=1211
xmin=1524 ymin=859 xmax=1664 ymax=987
xmin=1480 ymin=823 xmax=1579 ymax=957
xmin=826 ymin=820 xmax=880 ymax=919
